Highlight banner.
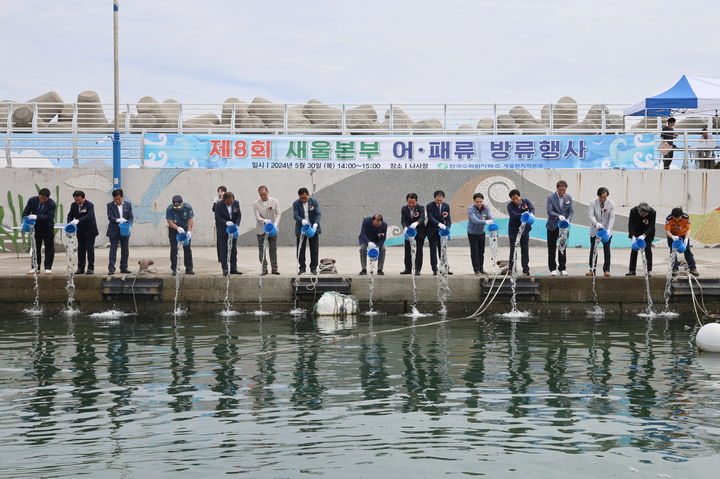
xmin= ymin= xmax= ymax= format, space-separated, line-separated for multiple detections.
xmin=143 ymin=133 xmax=657 ymax=169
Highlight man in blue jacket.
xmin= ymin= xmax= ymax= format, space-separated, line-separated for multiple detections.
xmin=545 ymin=180 xmax=574 ymax=276
xmin=426 ymin=190 xmax=452 ymax=276
xmin=22 ymin=187 xmax=57 ymax=274
xmin=106 ymin=189 xmax=134 ymax=275
xmin=293 ymin=187 xmax=321 ymax=275
xmin=214 ymin=191 xmax=242 ymax=275
xmin=358 ymin=214 xmax=388 ymax=275
xmin=507 ymin=189 xmax=534 ymax=275
xmin=67 ymin=190 xmax=99 ymax=275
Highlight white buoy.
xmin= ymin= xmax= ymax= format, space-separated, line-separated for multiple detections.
xmin=315 ymin=291 xmax=358 ymax=316
xmin=696 ymin=323 xmax=720 ymax=353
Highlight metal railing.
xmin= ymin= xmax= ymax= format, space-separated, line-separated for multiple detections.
xmin=4 ymin=101 xmax=713 ymax=136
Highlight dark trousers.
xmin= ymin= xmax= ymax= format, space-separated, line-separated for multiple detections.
xmin=468 ymin=233 xmax=486 ymax=273
xmin=667 ymin=236 xmax=697 ymax=271
xmin=589 ymin=236 xmax=612 ymax=273
xmin=108 ymin=236 xmax=129 ymax=272
xmin=257 ymin=233 xmax=278 ymax=272
xmin=217 ymin=232 xmax=237 ymax=272
xmin=403 ymin=235 xmax=425 ymax=272
xmin=296 ymin=234 xmax=319 ymax=272
xmin=508 ymin=231 xmax=530 ymax=273
xmin=546 ymin=228 xmax=567 ymax=272
xmin=31 ymin=229 xmax=55 ymax=270
xmin=663 ymin=150 xmax=674 ymax=169
xmin=77 ymin=234 xmax=96 ymax=271
xmin=629 ymin=240 xmax=653 ymax=273
xmin=169 ymin=229 xmax=193 ymax=272
xmin=428 ymin=234 xmax=449 ymax=273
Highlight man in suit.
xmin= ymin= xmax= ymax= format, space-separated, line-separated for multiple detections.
xmin=507 ymin=189 xmax=535 ymax=275
xmin=400 ymin=193 xmax=425 ymax=275
xmin=22 ymin=187 xmax=57 ymax=274
xmin=293 ymin=187 xmax=322 ymax=275
xmin=626 ymin=202 xmax=656 ymax=276
xmin=426 ymin=190 xmax=452 ymax=276
xmin=253 ymin=185 xmax=281 ymax=275
xmin=214 ymin=191 xmax=242 ymax=275
xmin=106 ymin=188 xmax=134 ymax=275
xmin=67 ymin=190 xmax=99 ymax=275
xmin=358 ymin=214 xmax=388 ymax=275
xmin=546 ymin=180 xmax=574 ymax=276
xmin=166 ymin=195 xmax=195 ymax=275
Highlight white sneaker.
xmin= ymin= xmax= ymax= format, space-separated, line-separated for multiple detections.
xmin=560 ymin=270 xmax=569 ymax=276
xmin=44 ymin=269 xmax=52 ymax=274
xmin=550 ymin=270 xmax=559 ymax=276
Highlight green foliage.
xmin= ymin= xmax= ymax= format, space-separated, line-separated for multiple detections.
xmin=0 ymin=190 xmax=28 ymax=254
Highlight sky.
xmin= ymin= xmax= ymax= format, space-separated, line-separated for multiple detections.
xmin=1 ymin=0 xmax=718 ymax=107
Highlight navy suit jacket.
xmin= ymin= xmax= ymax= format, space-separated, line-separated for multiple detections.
xmin=358 ymin=216 xmax=388 ymax=246
xmin=293 ymin=198 xmax=322 ymax=236
xmin=545 ymin=193 xmax=574 ymax=232
xmin=22 ymin=196 xmax=56 ymax=234
xmin=214 ymin=200 xmax=242 ymax=232
xmin=507 ymin=199 xmax=535 ymax=235
xmin=106 ymin=201 xmax=134 ymax=239
xmin=401 ymin=204 xmax=426 ymax=238
xmin=426 ymin=201 xmax=451 ymax=236
xmin=67 ymin=200 xmax=99 ymax=237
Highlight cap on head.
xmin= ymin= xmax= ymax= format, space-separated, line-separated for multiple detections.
xmin=172 ymin=195 xmax=183 ymax=204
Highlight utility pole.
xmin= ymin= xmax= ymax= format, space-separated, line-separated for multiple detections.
xmin=112 ymin=0 xmax=122 ymax=188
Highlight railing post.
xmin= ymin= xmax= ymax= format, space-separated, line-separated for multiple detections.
xmin=177 ymin=103 xmax=183 ymax=134
xmin=389 ymin=103 xmax=394 ymax=135
xmin=71 ymin=104 xmax=79 ymax=167
xmin=682 ymin=130 xmax=689 ymax=169
xmin=442 ymin=104 xmax=447 ymax=134
xmin=341 ymin=104 xmax=346 ymax=134
xmin=284 ymin=103 xmax=289 ymax=134
xmin=124 ymin=103 xmax=131 ymax=133
xmin=32 ymin=103 xmax=38 ymax=133
xmin=493 ymin=104 xmax=497 ymax=135
xmin=140 ymin=132 xmax=145 ymax=167
xmin=601 ymin=104 xmax=606 ymax=134
xmin=4 ymin=104 xmax=12 ymax=167
xmin=549 ymin=103 xmax=553 ymax=134
xmin=231 ymin=103 xmax=236 ymax=135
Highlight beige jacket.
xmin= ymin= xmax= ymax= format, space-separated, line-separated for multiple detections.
xmin=253 ymin=197 xmax=281 ymax=234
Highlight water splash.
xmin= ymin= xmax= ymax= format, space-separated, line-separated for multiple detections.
xmin=586 ymin=305 xmax=605 ymax=317
xmin=489 ymin=230 xmax=499 ymax=273
xmin=172 ymin=242 xmax=183 ymax=316
xmin=409 ymin=238 xmax=419 ymax=309
xmin=221 ymin=236 xmax=237 ymax=316
xmin=497 ymin=309 xmax=533 ymax=319
xmin=63 ymin=229 xmax=78 ymax=312
xmin=62 ymin=306 xmax=81 ymax=316
xmin=256 ymin=237 xmax=268 ymax=314
xmin=662 ymin=250 xmax=677 ymax=315
xmin=90 ymin=310 xmax=133 ymax=319
xmin=289 ymin=307 xmax=307 ymax=316
xmin=403 ymin=305 xmax=431 ymax=319
xmin=252 ymin=310 xmax=272 ymax=316
xmin=638 ymin=248 xmax=654 ymax=317
xmin=436 ymin=236 xmax=451 ymax=313
xmin=587 ymin=236 xmax=604 ymax=316
xmin=366 ymin=256 xmax=377 ymax=314
xmin=27 ymin=225 xmax=42 ymax=314
xmin=218 ymin=309 xmax=240 ymax=317
xmin=507 ymin=223 xmax=529 ymax=316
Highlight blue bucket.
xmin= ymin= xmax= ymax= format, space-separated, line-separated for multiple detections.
xmin=521 ymin=212 xmax=535 ymax=225
xmin=438 ymin=227 xmax=450 ymax=237
xmin=635 ymin=237 xmax=646 ymax=250
xmin=176 ymin=232 xmax=190 ymax=246
xmin=672 ymin=239 xmax=686 ymax=253
xmin=264 ymin=222 xmax=278 ymax=237
xmin=404 ymin=227 xmax=417 ymax=239
xmin=64 ymin=223 xmax=77 ymax=235
xmin=558 ymin=220 xmax=570 ymax=229
xmin=488 ymin=223 xmax=499 ymax=233
xmin=367 ymin=246 xmax=380 ymax=259
xmin=226 ymin=224 xmax=238 ymax=235
xmin=301 ymin=224 xmax=316 ymax=238
xmin=21 ymin=216 xmax=35 ymax=233
xmin=119 ymin=222 xmax=131 ymax=237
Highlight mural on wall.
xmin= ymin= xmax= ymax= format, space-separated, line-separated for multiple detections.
xmin=0 ymin=185 xmax=66 ymax=254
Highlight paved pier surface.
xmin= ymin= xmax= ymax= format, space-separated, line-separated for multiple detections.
xmin=1 ymin=246 xmax=718 ymax=313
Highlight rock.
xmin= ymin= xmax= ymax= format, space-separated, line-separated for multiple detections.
xmin=58 ymin=103 xmax=74 ymax=122
xmin=310 ymin=119 xmax=342 ymax=134
xmin=454 ymin=124 xmax=477 ymax=134
xmin=288 ymin=105 xmax=312 ymax=132
xmin=28 ymin=91 xmax=63 ymax=123
xmin=605 ymin=114 xmax=624 ymax=130
xmin=235 ymin=115 xmax=265 ymax=132
xmin=631 ymin=116 xmax=664 ymax=130
xmin=553 ymin=96 xmax=577 ymax=129
xmin=158 ymin=99 xmax=181 ymax=129
xmin=510 ymin=106 xmax=546 ymax=133
xmin=77 ymin=91 xmax=108 ymax=130
xmin=383 ymin=107 xmax=413 ymax=132
xmin=220 ymin=98 xmax=248 ymax=125
xmin=413 ymin=118 xmax=443 ymax=134
xmin=346 ymin=104 xmax=379 ymax=132
xmin=676 ymin=116 xmax=708 ymax=131
xmin=183 ymin=113 xmax=220 ymax=131
xmin=476 ymin=118 xmax=494 ymax=133
xmin=0 ymin=101 xmax=11 ymax=129
xmin=496 ymin=114 xmax=517 ymax=134
xmin=248 ymin=97 xmax=284 ymax=126
xmin=540 ymin=104 xmax=551 ymax=126
xmin=131 ymin=112 xmax=160 ymax=131
xmin=11 ymin=103 xmax=33 ymax=128
xmin=303 ymin=99 xmax=341 ymax=126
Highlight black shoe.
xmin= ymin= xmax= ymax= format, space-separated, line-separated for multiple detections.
xmin=85 ymin=269 xmax=94 ymax=275
xmin=448 ymin=271 xmax=453 ymax=275
xmin=625 ymin=272 xmax=636 ymax=276
xmin=377 ymin=270 xmax=384 ymax=275
xmin=261 ymin=270 xmax=268 ymax=276
xmin=310 ymin=270 xmax=318 ymax=275
xmin=108 ymin=269 xmax=115 ymax=275
xmin=120 ymin=269 xmax=132 ymax=274
xmin=523 ymin=271 xmax=530 ymax=276
xmin=297 ymin=270 xmax=306 ymax=275
xmin=480 ymin=270 xmax=487 ymax=274
xmin=75 ymin=268 xmax=84 ymax=275
xmin=223 ymin=270 xmax=229 ymax=276
xmin=359 ymin=269 xmax=367 ymax=275
xmin=230 ymin=270 xmax=242 ymax=275
xmin=433 ymin=271 xmax=437 ymax=276
xmin=171 ymin=270 xmax=177 ymax=276
xmin=185 ymin=269 xmax=195 ymax=275
xmin=415 ymin=272 xmax=421 ymax=276
xmin=272 ymin=270 xmax=280 ymax=275
xmin=400 ymin=270 xmax=411 ymax=275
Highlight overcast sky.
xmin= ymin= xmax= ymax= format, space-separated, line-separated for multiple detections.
xmin=1 ymin=0 xmax=718 ymax=107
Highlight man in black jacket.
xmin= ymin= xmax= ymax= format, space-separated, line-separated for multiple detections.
xmin=400 ymin=193 xmax=425 ymax=275
xmin=106 ymin=188 xmax=134 ymax=275
xmin=22 ymin=187 xmax=56 ymax=274
xmin=67 ymin=190 xmax=99 ymax=274
xmin=426 ymin=190 xmax=452 ymax=275
xmin=626 ymin=202 xmax=656 ymax=276
xmin=214 ymin=191 xmax=242 ymax=275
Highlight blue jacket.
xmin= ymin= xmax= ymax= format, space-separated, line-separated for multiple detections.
xmin=67 ymin=200 xmax=99 ymax=238
xmin=214 ymin=200 xmax=241 ymax=233
xmin=545 ymin=193 xmax=574 ymax=232
xmin=507 ymin=198 xmax=535 ymax=235
xmin=467 ymin=204 xmax=492 ymax=235
xmin=293 ymin=198 xmax=322 ymax=236
xmin=426 ymin=201 xmax=451 ymax=236
xmin=358 ymin=216 xmax=388 ymax=246
xmin=106 ymin=201 xmax=134 ymax=239
xmin=22 ymin=196 xmax=57 ymax=234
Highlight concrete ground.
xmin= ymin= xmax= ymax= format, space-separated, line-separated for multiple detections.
xmin=1 ymin=244 xmax=717 ymax=277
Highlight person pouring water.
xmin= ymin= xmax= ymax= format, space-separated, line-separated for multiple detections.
xmin=358 ymin=214 xmax=388 ymax=275
xmin=166 ymin=195 xmax=195 ymax=276
xmin=67 ymin=190 xmax=98 ymax=275
xmin=665 ymin=207 xmax=699 ymax=277
xmin=106 ymin=189 xmax=134 ymax=275
xmin=253 ymin=185 xmax=281 ymax=275
xmin=426 ymin=190 xmax=452 ymax=276
xmin=22 ymin=187 xmax=57 ymax=274
xmin=400 ymin=193 xmax=426 ymax=275
xmin=293 ymin=187 xmax=321 ymax=275
xmin=546 ymin=180 xmax=573 ymax=276
xmin=587 ymin=187 xmax=615 ymax=277
xmin=506 ymin=189 xmax=534 ymax=276
xmin=626 ymin=202 xmax=656 ymax=276
xmin=214 ymin=191 xmax=242 ymax=276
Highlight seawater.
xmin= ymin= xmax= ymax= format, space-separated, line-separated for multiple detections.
xmin=0 ymin=312 xmax=718 ymax=478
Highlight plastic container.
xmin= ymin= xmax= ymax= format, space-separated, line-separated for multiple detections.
xmin=487 ymin=223 xmax=499 ymax=233
xmin=438 ymin=227 xmax=451 ymax=237
xmin=596 ymin=228 xmax=611 ymax=244
xmin=301 ymin=224 xmax=316 ymax=238
xmin=176 ymin=232 xmax=190 ymax=246
xmin=367 ymin=246 xmax=380 ymax=259
xmin=225 ymin=224 xmax=239 ymax=239
xmin=521 ymin=212 xmax=535 ymax=225
xmin=404 ymin=226 xmax=417 ymax=239
xmin=558 ymin=220 xmax=570 ymax=229
xmin=672 ymin=239 xmax=687 ymax=253
xmin=635 ymin=237 xmax=647 ymax=250
xmin=264 ymin=222 xmax=278 ymax=237
xmin=119 ymin=222 xmax=131 ymax=237
xmin=21 ymin=216 xmax=35 ymax=233
xmin=64 ymin=223 xmax=77 ymax=235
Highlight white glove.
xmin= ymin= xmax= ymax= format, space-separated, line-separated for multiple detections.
xmin=28 ymin=214 xmax=37 ymax=220
xmin=226 ymin=221 xmax=233 ymax=226
xmin=368 ymin=242 xmax=377 ymax=249
xmin=177 ymin=227 xmax=185 ymax=234
xmin=403 ymin=227 xmax=408 ymax=235
xmin=410 ymin=222 xmax=419 ymax=229
xmin=607 ymin=230 xmax=613 ymax=238
xmin=638 ymin=234 xmax=646 ymax=240
xmin=263 ymin=218 xmax=272 ymax=224
xmin=558 ymin=215 xmax=566 ymax=222
xmin=312 ymin=223 xmax=318 ymax=230
xmin=595 ymin=222 xmax=603 ymax=229
xmin=671 ymin=235 xmax=679 ymax=241
xmin=485 ymin=219 xmax=494 ymax=225
xmin=684 ymin=237 xmax=689 ymax=246
xmin=273 ymin=222 xmax=278 ymax=228
xmin=70 ymin=219 xmax=79 ymax=226
xmin=115 ymin=218 xmax=123 ymax=224
xmin=301 ymin=219 xmax=309 ymax=226
xmin=186 ymin=231 xmax=192 ymax=239
xmin=438 ymin=223 xmax=447 ymax=230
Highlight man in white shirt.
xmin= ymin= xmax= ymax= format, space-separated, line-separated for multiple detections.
xmin=253 ymin=185 xmax=281 ymax=275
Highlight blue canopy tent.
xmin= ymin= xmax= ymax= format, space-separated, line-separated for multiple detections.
xmin=624 ymin=75 xmax=720 ymax=117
